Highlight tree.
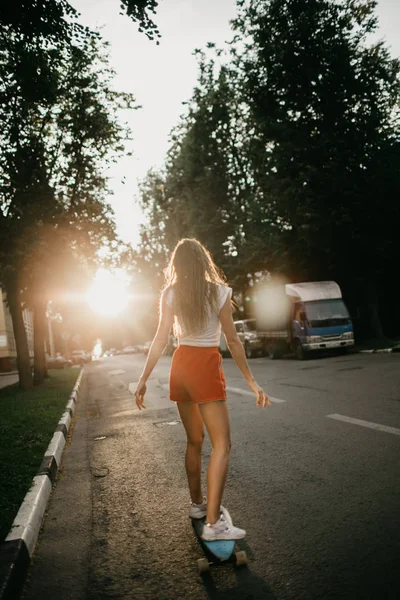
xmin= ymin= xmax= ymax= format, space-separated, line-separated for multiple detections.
xmin=136 ymin=0 xmax=400 ymax=338
xmin=0 ymin=6 xmax=137 ymax=388
xmin=119 ymin=0 xmax=161 ymax=41
xmin=231 ymin=0 xmax=400 ymax=335
xmin=137 ymin=43 xmax=292 ymax=300
xmin=0 ymin=0 xmax=160 ymax=388
xmin=0 ymin=0 xmax=161 ymax=41
xmin=138 ymin=47 xmax=252 ymax=288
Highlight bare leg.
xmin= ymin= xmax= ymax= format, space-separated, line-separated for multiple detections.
xmin=176 ymin=402 xmax=205 ymax=504
xmin=198 ymin=400 xmax=231 ymax=523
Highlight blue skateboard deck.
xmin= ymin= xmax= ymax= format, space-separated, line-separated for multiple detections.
xmin=192 ymin=507 xmax=247 ymax=573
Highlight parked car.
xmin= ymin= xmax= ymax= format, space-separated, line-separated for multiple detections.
xmin=71 ymin=350 xmax=91 ymax=365
xmin=46 ymin=355 xmax=72 ymax=369
xmin=143 ymin=341 xmax=152 ymax=355
xmin=122 ymin=346 xmax=138 ymax=354
xmin=103 ymin=348 xmax=117 ymax=357
xmin=234 ymin=319 xmax=264 ymax=358
xmin=164 ymin=334 xmax=178 ymax=356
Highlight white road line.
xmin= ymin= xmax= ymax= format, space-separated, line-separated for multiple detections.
xmin=108 ymin=369 xmax=126 ymax=375
xmin=327 ymin=414 xmax=400 ymax=436
xmin=226 ymin=386 xmax=286 ymax=403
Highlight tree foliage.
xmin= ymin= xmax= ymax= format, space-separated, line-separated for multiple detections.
xmin=0 ymin=2 xmax=138 ymax=386
xmin=119 ymin=0 xmax=161 ymax=41
xmin=138 ymin=47 xmax=269 ymax=290
xmin=138 ymin=0 xmax=400 ymax=337
xmin=233 ymin=0 xmax=400 ymax=279
xmin=0 ymin=0 xmax=161 ymax=41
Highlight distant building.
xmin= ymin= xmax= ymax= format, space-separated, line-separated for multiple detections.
xmin=0 ymin=288 xmax=34 ymax=372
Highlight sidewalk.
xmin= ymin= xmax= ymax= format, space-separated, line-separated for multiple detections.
xmin=0 ymin=370 xmax=83 ymax=600
xmin=22 ymin=375 xmax=91 ymax=600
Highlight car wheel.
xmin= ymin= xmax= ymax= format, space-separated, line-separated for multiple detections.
xmin=268 ymin=348 xmax=277 ymax=360
xmin=295 ymin=340 xmax=306 ymax=360
xmin=245 ymin=343 xmax=253 ymax=359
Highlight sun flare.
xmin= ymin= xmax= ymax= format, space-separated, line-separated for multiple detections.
xmin=86 ymin=269 xmax=129 ymax=316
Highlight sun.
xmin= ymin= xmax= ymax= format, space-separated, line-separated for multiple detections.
xmin=86 ymin=269 xmax=129 ymax=316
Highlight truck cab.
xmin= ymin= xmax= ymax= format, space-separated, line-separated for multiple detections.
xmin=287 ymin=282 xmax=355 ymax=359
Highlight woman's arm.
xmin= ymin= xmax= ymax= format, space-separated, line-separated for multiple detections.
xmin=134 ymin=293 xmax=174 ymax=410
xmin=219 ymin=296 xmax=270 ymax=408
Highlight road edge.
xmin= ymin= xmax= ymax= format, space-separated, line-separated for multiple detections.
xmin=0 ymin=368 xmax=84 ymax=600
xmin=359 ymin=346 xmax=400 ymax=354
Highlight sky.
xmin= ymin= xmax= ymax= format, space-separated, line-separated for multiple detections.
xmin=70 ymin=0 xmax=400 ymax=248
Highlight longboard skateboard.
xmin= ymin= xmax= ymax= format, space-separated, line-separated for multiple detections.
xmin=192 ymin=506 xmax=248 ymax=574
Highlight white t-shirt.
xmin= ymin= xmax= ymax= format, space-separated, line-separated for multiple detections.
xmin=163 ymin=284 xmax=232 ymax=347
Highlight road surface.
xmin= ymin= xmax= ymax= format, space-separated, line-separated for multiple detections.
xmin=23 ymin=350 xmax=400 ymax=599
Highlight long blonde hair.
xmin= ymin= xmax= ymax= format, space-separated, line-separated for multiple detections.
xmin=164 ymin=238 xmax=227 ymax=336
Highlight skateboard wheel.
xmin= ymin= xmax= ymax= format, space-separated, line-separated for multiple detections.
xmin=235 ymin=551 xmax=248 ymax=567
xmin=197 ymin=558 xmax=210 ymax=574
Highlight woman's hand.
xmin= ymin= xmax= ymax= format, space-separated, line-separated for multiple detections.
xmin=134 ymin=379 xmax=147 ymax=410
xmin=249 ymin=381 xmax=270 ymax=408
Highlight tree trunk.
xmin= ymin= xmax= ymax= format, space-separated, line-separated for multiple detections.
xmin=366 ymin=279 xmax=384 ymax=339
xmin=6 ymin=284 xmax=33 ymax=390
xmin=33 ymin=297 xmax=48 ymax=385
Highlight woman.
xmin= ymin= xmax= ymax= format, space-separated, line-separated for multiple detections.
xmin=134 ymin=239 xmax=270 ymax=541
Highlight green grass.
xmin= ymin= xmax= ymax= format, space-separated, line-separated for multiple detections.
xmin=0 ymin=368 xmax=80 ymax=542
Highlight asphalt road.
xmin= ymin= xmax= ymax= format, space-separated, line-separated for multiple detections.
xmin=23 ymin=350 xmax=400 ymax=600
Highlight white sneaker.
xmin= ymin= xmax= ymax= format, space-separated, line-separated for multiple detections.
xmin=189 ymin=498 xmax=207 ymax=519
xmin=201 ymin=512 xmax=246 ymax=541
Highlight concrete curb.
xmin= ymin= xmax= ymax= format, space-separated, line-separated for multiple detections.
xmin=359 ymin=347 xmax=400 ymax=354
xmin=0 ymin=369 xmax=84 ymax=600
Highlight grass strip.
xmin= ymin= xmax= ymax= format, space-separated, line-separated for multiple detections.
xmin=0 ymin=368 xmax=80 ymax=542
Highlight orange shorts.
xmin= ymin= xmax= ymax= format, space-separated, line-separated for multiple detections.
xmin=170 ymin=345 xmax=226 ymax=404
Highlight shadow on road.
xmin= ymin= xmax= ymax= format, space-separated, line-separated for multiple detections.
xmin=200 ymin=563 xmax=276 ymax=600
xmin=196 ymin=538 xmax=276 ymax=600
